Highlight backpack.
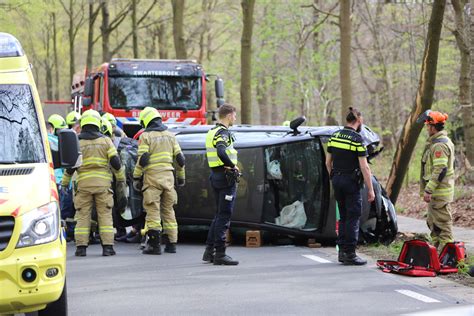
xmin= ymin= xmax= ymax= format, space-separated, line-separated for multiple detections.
xmin=376 ymin=240 xmax=467 ymax=277
xmin=438 ymin=241 xmax=466 ymax=274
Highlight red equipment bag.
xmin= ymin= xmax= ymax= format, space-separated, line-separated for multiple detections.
xmin=438 ymin=241 xmax=466 ymax=274
xmin=376 ymin=240 xmax=439 ymax=277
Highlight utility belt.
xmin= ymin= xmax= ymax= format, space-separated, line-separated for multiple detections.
xmin=331 ymin=168 xmax=364 ymax=188
xmin=211 ymin=166 xmax=242 ymax=184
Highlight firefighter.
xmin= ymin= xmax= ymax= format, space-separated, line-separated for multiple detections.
xmin=325 ymin=107 xmax=375 ymax=266
xmin=101 ymin=117 xmax=129 ymax=241
xmin=46 ymin=114 xmax=67 ymax=184
xmin=202 ymin=104 xmax=240 ymax=266
xmin=61 ymin=109 xmax=124 ymax=257
xmin=61 ymin=111 xmax=82 ymax=241
xmin=133 ymin=107 xmax=185 ymax=255
xmin=418 ymin=110 xmax=455 ymax=251
xmin=102 ymin=112 xmax=127 ymax=137
xmin=66 ymin=110 xmax=82 ymax=133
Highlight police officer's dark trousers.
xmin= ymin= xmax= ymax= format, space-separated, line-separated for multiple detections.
xmin=206 ymin=170 xmax=237 ymax=249
xmin=332 ymin=174 xmax=362 ymax=253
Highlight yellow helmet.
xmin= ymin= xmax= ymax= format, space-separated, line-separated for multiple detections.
xmin=101 ymin=117 xmax=113 ymax=137
xmin=80 ymin=109 xmax=101 ymax=128
xmin=139 ymin=107 xmax=162 ymax=128
xmin=66 ymin=111 xmax=81 ymax=127
xmin=102 ymin=112 xmax=117 ymax=127
xmin=48 ymin=114 xmax=67 ymax=131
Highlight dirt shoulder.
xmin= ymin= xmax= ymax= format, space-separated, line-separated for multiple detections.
xmin=395 ymin=184 xmax=474 ymax=229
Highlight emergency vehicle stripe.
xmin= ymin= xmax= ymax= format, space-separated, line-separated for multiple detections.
xmin=0 ymin=199 xmax=7 ymax=205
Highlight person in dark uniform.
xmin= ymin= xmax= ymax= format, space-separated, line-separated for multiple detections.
xmin=202 ymin=104 xmax=240 ymax=266
xmin=325 ymin=107 xmax=375 ymax=265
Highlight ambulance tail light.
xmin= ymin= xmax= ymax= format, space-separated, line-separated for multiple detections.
xmin=16 ymin=202 xmax=60 ymax=248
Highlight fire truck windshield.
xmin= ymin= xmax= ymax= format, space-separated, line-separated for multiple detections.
xmin=108 ymin=75 xmax=202 ymax=111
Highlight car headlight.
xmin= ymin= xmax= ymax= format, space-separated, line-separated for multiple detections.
xmin=16 ymin=202 xmax=60 ymax=248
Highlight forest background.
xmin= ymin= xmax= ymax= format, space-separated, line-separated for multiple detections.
xmin=1 ymin=0 xmax=473 ymax=221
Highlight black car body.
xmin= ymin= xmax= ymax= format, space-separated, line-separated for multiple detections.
xmin=162 ymin=123 xmax=398 ymax=244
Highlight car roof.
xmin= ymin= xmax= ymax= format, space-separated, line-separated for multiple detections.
xmin=171 ymin=124 xmax=381 ymax=150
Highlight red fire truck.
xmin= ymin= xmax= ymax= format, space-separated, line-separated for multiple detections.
xmin=81 ymin=58 xmax=224 ymax=136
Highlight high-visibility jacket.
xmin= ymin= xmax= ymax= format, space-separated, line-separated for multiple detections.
xmin=62 ymin=136 xmax=121 ymax=188
xmin=133 ymin=130 xmax=185 ymax=186
xmin=205 ymin=125 xmax=238 ymax=168
xmin=420 ymin=130 xmax=455 ymax=202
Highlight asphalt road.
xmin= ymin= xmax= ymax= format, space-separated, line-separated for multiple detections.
xmin=66 ymin=242 xmax=474 ymax=316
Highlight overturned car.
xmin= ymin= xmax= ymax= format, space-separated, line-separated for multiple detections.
xmin=117 ymin=121 xmax=398 ymax=244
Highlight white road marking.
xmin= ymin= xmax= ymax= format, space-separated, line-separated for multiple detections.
xmin=395 ymin=290 xmax=440 ymax=303
xmin=302 ymin=254 xmax=331 ymax=263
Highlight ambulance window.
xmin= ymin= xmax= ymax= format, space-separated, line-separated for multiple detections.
xmin=0 ymin=84 xmax=46 ymax=163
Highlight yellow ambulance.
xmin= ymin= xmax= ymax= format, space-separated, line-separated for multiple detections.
xmin=0 ymin=32 xmax=79 ymax=315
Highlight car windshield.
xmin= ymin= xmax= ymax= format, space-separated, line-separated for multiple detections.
xmin=0 ymin=84 xmax=46 ymax=164
xmin=108 ymin=75 xmax=202 ymax=111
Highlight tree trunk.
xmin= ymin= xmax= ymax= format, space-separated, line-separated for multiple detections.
xmin=339 ymin=0 xmax=352 ymax=124
xmin=45 ymin=26 xmax=53 ymax=100
xmin=132 ymin=0 xmax=138 ymax=58
xmin=257 ymin=75 xmax=270 ymax=125
xmin=465 ymin=0 xmax=474 ymax=165
xmin=171 ymin=0 xmax=187 ymax=59
xmin=52 ymin=12 xmax=60 ymax=100
xmin=270 ymin=73 xmax=279 ymax=125
xmin=240 ymin=0 xmax=256 ymax=124
xmin=157 ymin=22 xmax=169 ymax=59
xmin=86 ymin=2 xmax=96 ymax=71
xmin=452 ymin=0 xmax=473 ymax=164
xmin=68 ymin=0 xmax=75 ymax=89
xmin=101 ymin=1 xmax=111 ymax=62
xmin=386 ymin=0 xmax=446 ymax=204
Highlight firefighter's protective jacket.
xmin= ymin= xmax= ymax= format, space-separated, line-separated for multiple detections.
xmin=420 ymin=130 xmax=455 ymax=202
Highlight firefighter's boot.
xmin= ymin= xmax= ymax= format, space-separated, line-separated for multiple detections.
xmin=102 ymin=245 xmax=116 ymax=256
xmin=162 ymin=234 xmax=177 ymax=253
xmin=202 ymin=245 xmax=215 ymax=263
xmin=75 ymin=246 xmax=87 ymax=257
xmin=343 ymin=250 xmax=367 ymax=266
xmin=142 ymin=230 xmax=161 ymax=255
xmin=213 ymin=247 xmax=238 ymax=266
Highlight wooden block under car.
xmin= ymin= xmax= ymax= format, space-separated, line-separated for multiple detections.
xmin=246 ymin=230 xmax=261 ymax=247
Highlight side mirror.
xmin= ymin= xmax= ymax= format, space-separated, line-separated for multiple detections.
xmin=84 ymin=77 xmax=94 ymax=97
xmin=290 ymin=116 xmax=306 ymax=135
xmin=215 ymin=77 xmax=225 ymax=107
xmin=58 ymin=129 xmax=81 ymax=168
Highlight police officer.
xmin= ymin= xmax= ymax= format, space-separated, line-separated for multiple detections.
xmin=202 ymin=104 xmax=239 ymax=266
xmin=325 ymin=107 xmax=375 ymax=266
xmin=61 ymin=109 xmax=125 ymax=257
xmin=418 ymin=110 xmax=455 ymax=251
xmin=133 ymin=107 xmax=185 ymax=255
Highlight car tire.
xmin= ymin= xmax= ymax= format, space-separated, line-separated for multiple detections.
xmin=38 ymin=280 xmax=68 ymax=316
